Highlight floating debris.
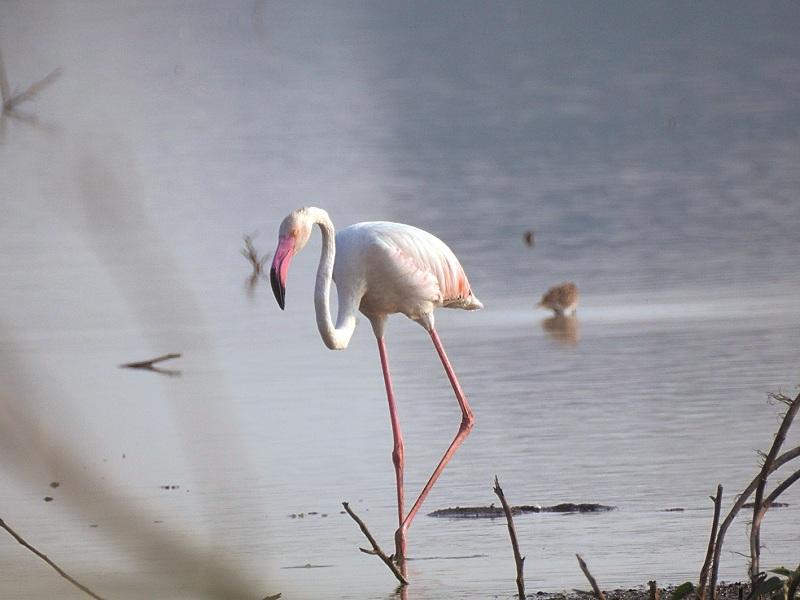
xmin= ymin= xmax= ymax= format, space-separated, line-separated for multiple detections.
xmin=428 ymin=502 xmax=615 ymax=519
xmin=523 ymin=230 xmax=535 ymax=247
xmin=49 ymin=481 xmax=60 ymax=489
xmin=288 ymin=510 xmax=332 ymax=519
xmin=43 ymin=497 xmax=53 ymax=502
xmin=743 ymin=501 xmax=788 ymax=509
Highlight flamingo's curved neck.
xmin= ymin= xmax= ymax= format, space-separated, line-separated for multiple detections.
xmin=312 ymin=210 xmax=356 ymax=350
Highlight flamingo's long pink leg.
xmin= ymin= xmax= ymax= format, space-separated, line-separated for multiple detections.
xmin=395 ymin=328 xmax=475 ymax=558
xmin=377 ymin=337 xmax=406 ymax=560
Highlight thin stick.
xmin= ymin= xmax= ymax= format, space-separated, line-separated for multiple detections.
xmin=750 ymin=466 xmax=800 ymax=570
xmin=762 ymin=467 xmax=800 ymax=508
xmin=120 ymin=353 xmax=181 ymax=370
xmin=749 ymin=393 xmax=799 ymax=583
xmin=342 ymin=502 xmax=408 ymax=586
xmin=576 ymin=554 xmax=606 ymax=600
xmin=698 ymin=485 xmax=723 ymax=600
xmin=710 ymin=394 xmax=800 ymax=600
xmin=0 ymin=48 xmax=9 ymax=104
xmin=0 ymin=517 xmax=106 ymax=600
xmin=241 ymin=234 xmax=270 ymax=295
xmin=493 ymin=476 xmax=525 ymax=600
xmin=4 ymin=68 xmax=62 ymax=111
xmin=241 ymin=234 xmax=269 ymax=270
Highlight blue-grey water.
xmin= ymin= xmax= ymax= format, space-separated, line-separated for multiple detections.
xmin=1 ymin=2 xmax=799 ymax=599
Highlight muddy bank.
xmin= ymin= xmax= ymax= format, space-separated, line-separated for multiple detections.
xmin=554 ymin=582 xmax=748 ymax=600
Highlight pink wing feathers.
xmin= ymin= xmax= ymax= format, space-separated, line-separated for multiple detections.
xmin=366 ymin=222 xmax=482 ymax=310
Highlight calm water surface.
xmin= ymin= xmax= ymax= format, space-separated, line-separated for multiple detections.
xmin=1 ymin=2 xmax=799 ymax=599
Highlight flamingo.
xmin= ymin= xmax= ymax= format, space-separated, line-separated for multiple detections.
xmin=269 ymin=206 xmax=482 ymax=562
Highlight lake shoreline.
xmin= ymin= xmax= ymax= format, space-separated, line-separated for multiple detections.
xmin=551 ymin=582 xmax=747 ymax=600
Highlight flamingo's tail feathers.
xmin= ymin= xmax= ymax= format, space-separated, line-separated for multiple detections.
xmin=445 ymin=294 xmax=483 ymax=311
xmin=466 ymin=295 xmax=484 ymax=310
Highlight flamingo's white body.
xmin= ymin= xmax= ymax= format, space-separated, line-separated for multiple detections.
xmin=270 ymin=206 xmax=481 ymax=563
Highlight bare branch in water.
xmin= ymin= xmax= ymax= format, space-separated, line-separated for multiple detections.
xmin=493 ymin=476 xmax=526 ymax=600
xmin=120 ymin=353 xmax=182 ymax=377
xmin=0 ymin=48 xmax=10 ymax=104
xmin=749 ymin=393 xmax=799 ymax=584
xmin=342 ymin=502 xmax=408 ymax=586
xmin=0 ymin=48 xmax=60 ymax=142
xmin=4 ymin=68 xmax=62 ymax=111
xmin=710 ymin=393 xmax=800 ymax=600
xmin=241 ymin=233 xmax=271 ymax=295
xmin=0 ymin=517 xmax=107 ymax=600
xmin=576 ymin=554 xmax=606 ymax=600
xmin=697 ymin=484 xmax=723 ymax=600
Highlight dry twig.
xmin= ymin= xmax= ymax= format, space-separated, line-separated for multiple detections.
xmin=749 ymin=393 xmax=799 ymax=584
xmin=0 ymin=48 xmax=10 ymax=106
xmin=493 ymin=475 xmax=525 ymax=600
xmin=576 ymin=554 xmax=606 ymax=600
xmin=119 ymin=353 xmax=182 ymax=377
xmin=0 ymin=47 xmax=61 ymax=139
xmin=3 ymin=68 xmax=62 ymax=111
xmin=0 ymin=517 xmax=106 ymax=599
xmin=341 ymin=502 xmax=408 ymax=586
xmin=750 ymin=466 xmax=800 ymax=574
xmin=710 ymin=393 xmax=800 ymax=600
xmin=241 ymin=233 xmax=270 ymax=295
xmin=698 ymin=484 xmax=723 ymax=600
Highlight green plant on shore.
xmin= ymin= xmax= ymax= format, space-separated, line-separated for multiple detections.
xmin=669 ymin=581 xmax=694 ymax=600
xmin=749 ymin=565 xmax=800 ymax=600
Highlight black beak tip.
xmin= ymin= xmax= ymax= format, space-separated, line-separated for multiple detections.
xmin=270 ymin=267 xmax=286 ymax=310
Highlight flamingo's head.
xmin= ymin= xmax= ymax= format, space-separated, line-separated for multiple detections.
xmin=270 ymin=208 xmax=314 ymax=310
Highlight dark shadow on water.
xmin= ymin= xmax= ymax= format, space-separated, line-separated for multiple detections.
xmin=407 ymin=553 xmax=488 ymax=561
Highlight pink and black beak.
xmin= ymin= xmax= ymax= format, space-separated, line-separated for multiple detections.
xmin=270 ymin=236 xmax=295 ymax=310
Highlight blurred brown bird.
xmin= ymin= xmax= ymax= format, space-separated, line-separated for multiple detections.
xmin=523 ymin=230 xmax=534 ymax=247
xmin=537 ymin=282 xmax=579 ymax=316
